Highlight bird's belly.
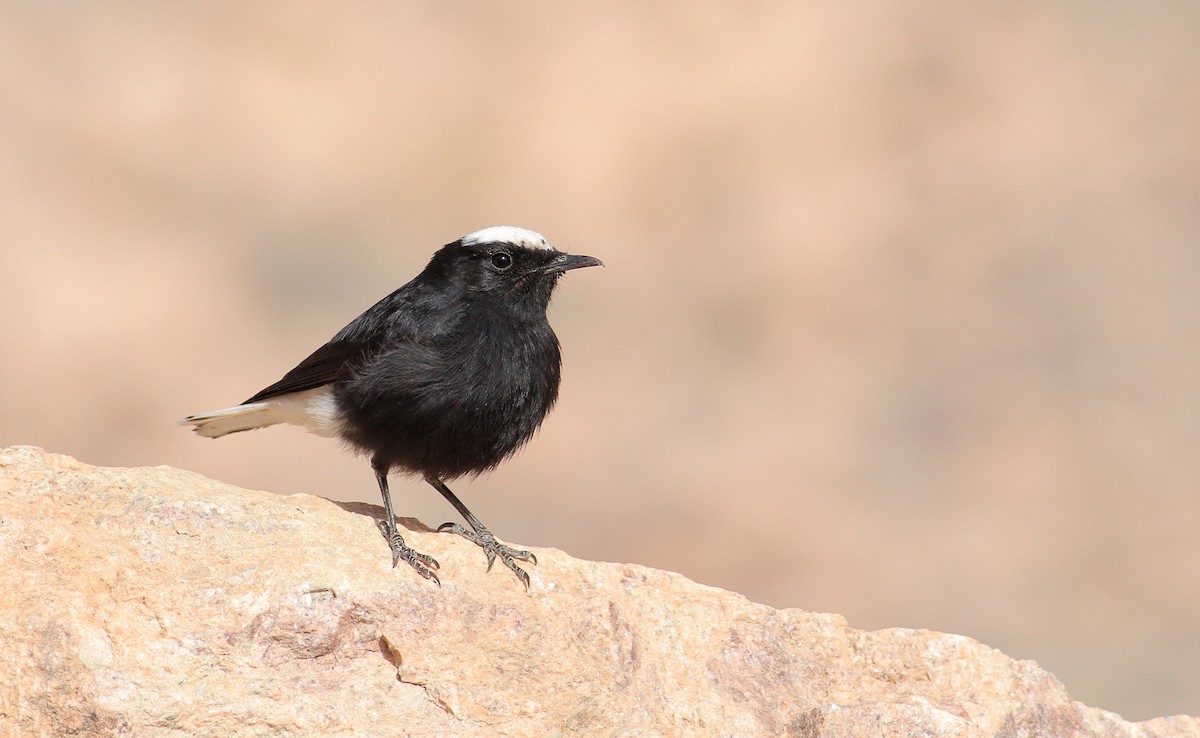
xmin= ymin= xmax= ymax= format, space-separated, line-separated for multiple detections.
xmin=334 ymin=342 xmax=560 ymax=479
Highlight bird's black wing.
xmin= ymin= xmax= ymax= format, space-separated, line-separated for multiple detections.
xmin=240 ymin=281 xmax=440 ymax=405
xmin=242 ymin=339 xmax=360 ymax=404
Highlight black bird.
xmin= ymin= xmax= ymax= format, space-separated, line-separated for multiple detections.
xmin=181 ymin=226 xmax=602 ymax=587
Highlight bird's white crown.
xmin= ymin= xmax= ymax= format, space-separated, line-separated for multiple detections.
xmin=461 ymin=226 xmax=553 ymax=252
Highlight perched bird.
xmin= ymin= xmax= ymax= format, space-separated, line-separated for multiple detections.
xmin=181 ymin=226 xmax=602 ymax=587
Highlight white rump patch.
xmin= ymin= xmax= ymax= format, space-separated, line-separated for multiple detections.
xmin=271 ymin=386 xmax=343 ymax=438
xmin=461 ymin=226 xmax=553 ymax=252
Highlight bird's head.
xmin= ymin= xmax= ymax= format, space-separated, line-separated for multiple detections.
xmin=427 ymin=226 xmax=603 ymax=308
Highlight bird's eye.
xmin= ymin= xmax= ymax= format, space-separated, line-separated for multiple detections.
xmin=490 ymin=251 xmax=513 ymax=270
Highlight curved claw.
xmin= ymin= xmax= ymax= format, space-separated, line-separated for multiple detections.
xmin=437 ymin=521 xmax=537 ymax=589
xmin=382 ymin=523 xmax=441 ymax=585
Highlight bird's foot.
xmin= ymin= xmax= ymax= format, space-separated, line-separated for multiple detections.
xmin=380 ymin=521 xmax=440 ymax=585
xmin=438 ymin=522 xmax=536 ymax=589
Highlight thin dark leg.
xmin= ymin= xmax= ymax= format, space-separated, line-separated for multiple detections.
xmin=373 ymin=463 xmax=439 ymax=584
xmin=427 ymin=475 xmax=536 ymax=589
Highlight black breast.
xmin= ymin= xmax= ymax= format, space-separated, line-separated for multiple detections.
xmin=333 ymin=313 xmax=563 ymax=480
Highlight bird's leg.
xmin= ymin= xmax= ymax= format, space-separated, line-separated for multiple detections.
xmin=428 ymin=475 xmax=537 ymax=589
xmin=374 ymin=468 xmax=440 ymax=584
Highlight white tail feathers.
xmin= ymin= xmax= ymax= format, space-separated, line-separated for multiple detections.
xmin=179 ymin=402 xmax=277 ymax=438
xmin=179 ymin=387 xmax=342 ymax=439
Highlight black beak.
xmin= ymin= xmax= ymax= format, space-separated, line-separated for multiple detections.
xmin=546 ymin=253 xmax=604 ymax=274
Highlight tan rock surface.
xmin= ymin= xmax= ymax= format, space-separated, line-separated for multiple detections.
xmin=1 ymin=446 xmax=1196 ymax=738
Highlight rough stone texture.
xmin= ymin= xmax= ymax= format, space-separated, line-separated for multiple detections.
xmin=1 ymin=446 xmax=1196 ymax=738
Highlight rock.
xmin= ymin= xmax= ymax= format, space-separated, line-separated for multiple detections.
xmin=0 ymin=446 xmax=1196 ymax=738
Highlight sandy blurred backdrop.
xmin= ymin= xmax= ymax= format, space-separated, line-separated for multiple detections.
xmin=2 ymin=2 xmax=1198 ymax=720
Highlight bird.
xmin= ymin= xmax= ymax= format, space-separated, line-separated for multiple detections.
xmin=180 ymin=226 xmax=602 ymax=588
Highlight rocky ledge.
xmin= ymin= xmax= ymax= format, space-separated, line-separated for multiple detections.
xmin=0 ymin=446 xmax=1196 ymax=737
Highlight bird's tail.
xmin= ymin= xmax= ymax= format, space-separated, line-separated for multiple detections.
xmin=179 ymin=387 xmax=342 ymax=439
xmin=178 ymin=403 xmax=279 ymax=438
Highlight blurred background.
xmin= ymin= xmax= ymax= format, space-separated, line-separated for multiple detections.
xmin=2 ymin=1 xmax=1198 ymax=721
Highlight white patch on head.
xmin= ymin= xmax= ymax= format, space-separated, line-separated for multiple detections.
xmin=461 ymin=226 xmax=554 ymax=252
